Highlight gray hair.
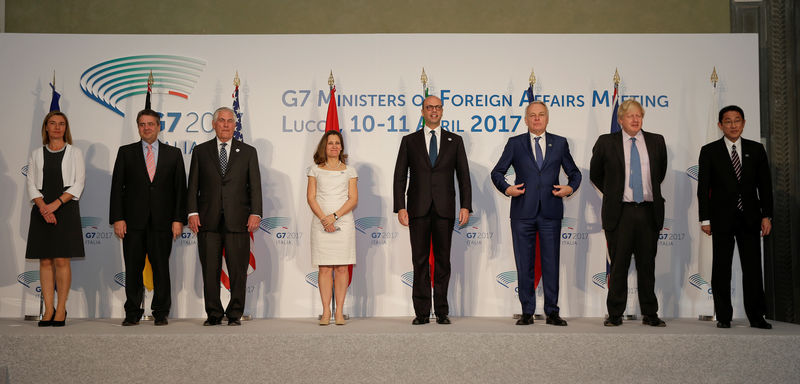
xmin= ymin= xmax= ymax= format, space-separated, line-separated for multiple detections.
xmin=213 ymin=106 xmax=235 ymax=121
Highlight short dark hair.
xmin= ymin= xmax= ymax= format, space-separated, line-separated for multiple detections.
xmin=718 ymin=105 xmax=744 ymax=123
xmin=136 ymin=109 xmax=161 ymax=125
xmin=313 ymin=130 xmax=348 ymax=165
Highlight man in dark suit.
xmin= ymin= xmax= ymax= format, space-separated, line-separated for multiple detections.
xmin=187 ymin=107 xmax=262 ymax=326
xmin=697 ymin=105 xmax=773 ymax=329
xmin=110 ymin=109 xmax=187 ymax=326
xmin=490 ymin=101 xmax=581 ymax=326
xmin=589 ymin=99 xmax=667 ymax=327
xmin=393 ymin=95 xmax=472 ymax=325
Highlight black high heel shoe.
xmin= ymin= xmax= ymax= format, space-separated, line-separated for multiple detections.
xmin=52 ymin=311 xmax=67 ymax=327
xmin=38 ymin=310 xmax=55 ymax=327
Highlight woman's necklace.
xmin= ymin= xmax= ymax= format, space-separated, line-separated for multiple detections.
xmin=326 ymin=160 xmax=341 ymax=169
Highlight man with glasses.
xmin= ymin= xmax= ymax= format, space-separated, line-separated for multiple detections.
xmin=697 ymin=105 xmax=773 ymax=329
xmin=393 ymin=95 xmax=472 ymax=325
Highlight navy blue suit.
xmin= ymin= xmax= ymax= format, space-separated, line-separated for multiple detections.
xmin=491 ymin=132 xmax=581 ymax=315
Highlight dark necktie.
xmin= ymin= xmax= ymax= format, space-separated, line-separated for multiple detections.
xmin=731 ymin=144 xmax=743 ymax=211
xmin=220 ymin=142 xmax=228 ymax=176
xmin=629 ymin=138 xmax=644 ymax=203
xmin=534 ymin=136 xmax=543 ymax=169
xmin=429 ymin=130 xmax=437 ymax=166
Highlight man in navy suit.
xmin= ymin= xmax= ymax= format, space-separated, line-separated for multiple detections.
xmin=393 ymin=95 xmax=472 ymax=325
xmin=491 ymin=101 xmax=581 ymax=326
xmin=697 ymin=105 xmax=773 ymax=329
xmin=110 ymin=109 xmax=187 ymax=326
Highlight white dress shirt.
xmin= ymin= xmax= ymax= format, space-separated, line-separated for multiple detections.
xmin=529 ymin=132 xmax=546 ymax=162
xmin=622 ymin=130 xmax=653 ymax=202
xmin=423 ymin=125 xmax=441 ymax=157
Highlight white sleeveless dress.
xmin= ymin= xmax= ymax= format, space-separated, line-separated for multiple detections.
xmin=308 ymin=165 xmax=358 ymax=267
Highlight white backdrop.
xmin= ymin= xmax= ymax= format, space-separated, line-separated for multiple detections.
xmin=0 ymin=33 xmax=760 ymax=319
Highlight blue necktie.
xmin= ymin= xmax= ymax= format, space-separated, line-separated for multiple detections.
xmin=629 ymin=138 xmax=643 ymax=203
xmin=534 ymin=136 xmax=543 ymax=169
xmin=220 ymin=142 xmax=228 ymax=176
xmin=429 ymin=130 xmax=437 ymax=166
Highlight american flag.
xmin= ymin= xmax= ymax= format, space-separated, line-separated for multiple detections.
xmin=220 ymin=79 xmax=256 ymax=290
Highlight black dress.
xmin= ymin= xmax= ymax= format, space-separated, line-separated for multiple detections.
xmin=25 ymin=146 xmax=85 ymax=259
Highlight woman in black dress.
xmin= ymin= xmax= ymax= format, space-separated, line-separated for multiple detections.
xmin=25 ymin=111 xmax=85 ymax=327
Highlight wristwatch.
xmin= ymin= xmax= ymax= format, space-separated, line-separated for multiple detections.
xmin=333 ymin=212 xmax=339 ymax=221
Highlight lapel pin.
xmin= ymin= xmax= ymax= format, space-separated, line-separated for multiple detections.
xmin=236 ymin=148 xmax=240 ymax=153
xmin=448 ymin=137 xmax=452 ymax=141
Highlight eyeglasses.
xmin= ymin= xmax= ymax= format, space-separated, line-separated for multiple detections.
xmin=424 ymin=105 xmax=443 ymax=111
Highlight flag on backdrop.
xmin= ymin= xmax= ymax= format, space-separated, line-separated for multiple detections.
xmin=142 ymin=73 xmax=155 ymax=291
xmin=696 ymin=77 xmax=720 ymax=289
xmin=606 ymin=81 xmax=622 ymax=286
xmin=220 ymin=79 xmax=258 ymax=290
xmin=525 ymin=80 xmax=544 ymax=292
xmin=421 ymin=80 xmax=437 ymax=287
xmin=323 ymin=84 xmax=355 ymax=287
xmin=49 ymin=82 xmax=61 ymax=112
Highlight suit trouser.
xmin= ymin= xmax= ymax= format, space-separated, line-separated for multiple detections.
xmin=605 ymin=203 xmax=660 ymax=317
xmin=123 ymin=228 xmax=173 ymax=319
xmin=197 ymin=214 xmax=250 ymax=320
xmin=511 ymin=216 xmax=561 ymax=315
xmin=711 ymin=213 xmax=766 ymax=324
xmin=409 ymin=208 xmax=454 ymax=317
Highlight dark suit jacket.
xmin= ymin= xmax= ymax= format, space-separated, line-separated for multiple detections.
xmin=589 ymin=130 xmax=667 ymax=231
xmin=697 ymin=137 xmax=773 ymax=232
xmin=186 ymin=138 xmax=262 ymax=232
xmin=109 ymin=140 xmax=187 ymax=230
xmin=490 ymin=132 xmax=581 ymax=219
xmin=393 ymin=128 xmax=472 ymax=219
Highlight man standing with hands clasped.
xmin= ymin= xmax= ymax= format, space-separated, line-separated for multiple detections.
xmin=110 ymin=109 xmax=187 ymax=326
xmin=697 ymin=105 xmax=773 ymax=329
xmin=393 ymin=95 xmax=472 ymax=325
xmin=590 ymin=99 xmax=668 ymax=327
xmin=491 ymin=101 xmax=581 ymax=326
xmin=187 ymin=107 xmax=262 ymax=326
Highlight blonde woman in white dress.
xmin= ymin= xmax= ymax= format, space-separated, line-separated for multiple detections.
xmin=306 ymin=130 xmax=358 ymax=325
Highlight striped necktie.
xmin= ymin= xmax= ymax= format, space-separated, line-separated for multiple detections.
xmin=731 ymin=144 xmax=743 ymax=211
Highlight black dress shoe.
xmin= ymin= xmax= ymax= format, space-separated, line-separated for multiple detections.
xmin=38 ymin=311 xmax=55 ymax=327
xmin=227 ymin=318 xmax=242 ymax=326
xmin=604 ymin=316 xmax=622 ymax=326
xmin=411 ymin=316 xmax=430 ymax=325
xmin=203 ymin=317 xmax=221 ymax=326
xmin=154 ymin=317 xmax=169 ymax=326
xmin=122 ymin=317 xmax=140 ymax=326
xmin=642 ymin=315 xmax=666 ymax=327
xmin=750 ymin=319 xmax=772 ymax=329
xmin=716 ymin=321 xmax=731 ymax=328
xmin=546 ymin=312 xmax=568 ymax=326
xmin=516 ymin=314 xmax=534 ymax=325
xmin=51 ymin=311 xmax=67 ymax=327
xmin=435 ymin=315 xmax=451 ymax=325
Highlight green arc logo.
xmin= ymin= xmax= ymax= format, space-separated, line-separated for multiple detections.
xmin=80 ymin=55 xmax=206 ymax=117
